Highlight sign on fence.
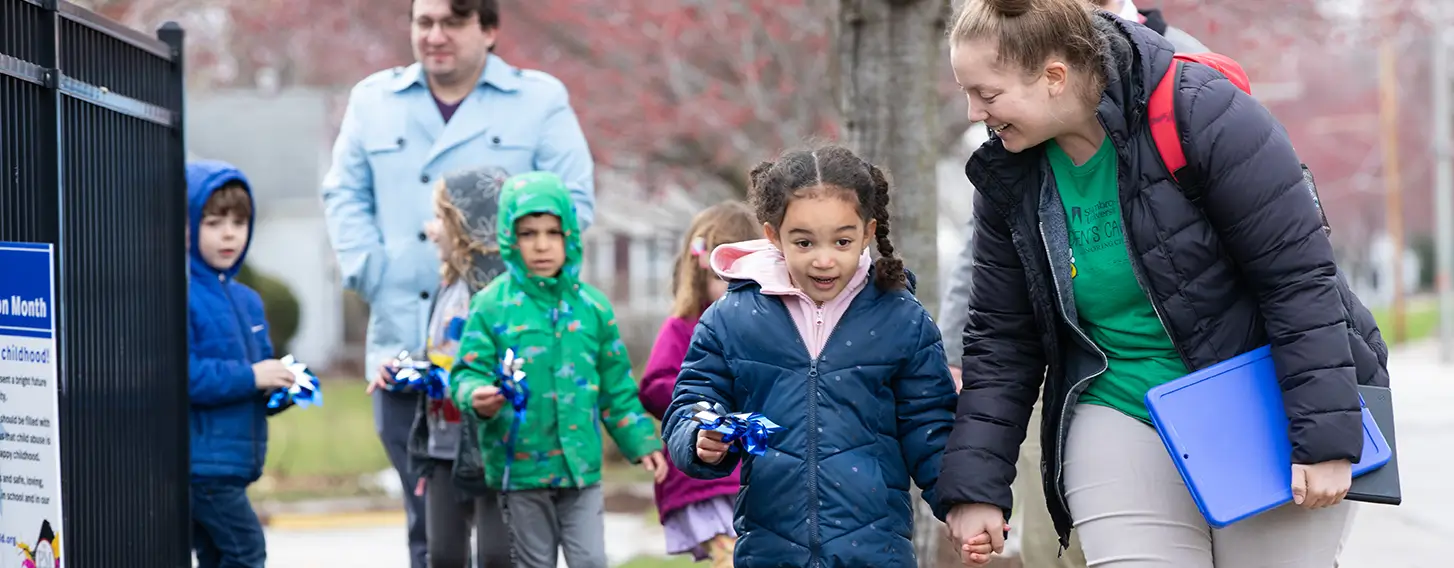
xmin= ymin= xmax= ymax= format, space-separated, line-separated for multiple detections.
xmin=0 ymin=243 xmax=64 ymax=568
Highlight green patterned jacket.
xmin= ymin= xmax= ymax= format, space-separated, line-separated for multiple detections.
xmin=450 ymin=171 xmax=661 ymax=491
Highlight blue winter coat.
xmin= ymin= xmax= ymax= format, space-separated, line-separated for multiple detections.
xmin=663 ymin=266 xmax=958 ymax=568
xmin=187 ymin=160 xmax=277 ymax=483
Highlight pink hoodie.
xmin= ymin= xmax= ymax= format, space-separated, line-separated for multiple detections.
xmin=710 ymin=239 xmax=872 ymax=358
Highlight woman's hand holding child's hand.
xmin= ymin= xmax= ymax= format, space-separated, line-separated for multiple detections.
xmin=252 ymin=359 xmax=296 ymax=391
xmin=641 ymin=451 xmax=668 ymax=483
xmin=1291 ymin=459 xmax=1352 ymax=509
xmin=365 ymin=360 xmax=398 ymax=394
xmin=469 ymin=385 xmax=506 ymax=418
xmin=946 ymin=503 xmax=1010 ymax=566
xmin=696 ymin=430 xmax=730 ymax=465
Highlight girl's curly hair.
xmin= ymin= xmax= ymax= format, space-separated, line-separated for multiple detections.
xmin=747 ymin=145 xmax=906 ymax=291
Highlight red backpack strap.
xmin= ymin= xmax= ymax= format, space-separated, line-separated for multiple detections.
xmin=1148 ymin=59 xmax=1185 ymax=182
xmin=1187 ymin=52 xmax=1253 ymax=94
xmin=1148 ymin=53 xmax=1252 ymax=185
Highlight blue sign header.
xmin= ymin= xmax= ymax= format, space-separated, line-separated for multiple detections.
xmin=0 ymin=242 xmax=55 ymax=339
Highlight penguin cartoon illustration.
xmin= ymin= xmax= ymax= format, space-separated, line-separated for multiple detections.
xmin=31 ymin=521 xmax=57 ymax=568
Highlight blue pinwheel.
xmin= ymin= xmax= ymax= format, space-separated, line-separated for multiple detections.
xmin=388 ymin=350 xmax=450 ymax=400
xmin=495 ymin=347 xmax=530 ymax=491
xmin=691 ymin=401 xmax=782 ymax=456
xmin=267 ymin=355 xmax=323 ymax=410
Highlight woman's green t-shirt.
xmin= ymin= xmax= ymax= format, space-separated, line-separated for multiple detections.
xmin=1047 ymin=137 xmax=1187 ymax=424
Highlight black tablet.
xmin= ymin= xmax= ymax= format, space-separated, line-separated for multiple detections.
xmin=1347 ymin=384 xmax=1402 ymax=505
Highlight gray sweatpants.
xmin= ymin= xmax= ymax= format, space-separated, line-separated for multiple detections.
xmin=497 ymin=484 xmax=607 ymax=568
xmin=1064 ymin=404 xmax=1352 ymax=567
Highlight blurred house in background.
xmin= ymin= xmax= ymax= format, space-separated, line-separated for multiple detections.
xmin=185 ymin=87 xmax=344 ymax=370
xmin=579 ymin=168 xmax=704 ymax=363
xmin=181 ymin=109 xmax=1020 ymax=375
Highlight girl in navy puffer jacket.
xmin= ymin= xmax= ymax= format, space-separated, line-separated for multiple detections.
xmin=662 ymin=145 xmax=975 ymax=568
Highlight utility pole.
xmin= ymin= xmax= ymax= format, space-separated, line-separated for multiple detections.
xmin=1436 ymin=7 xmax=1454 ymax=359
xmin=1379 ymin=31 xmax=1406 ymax=343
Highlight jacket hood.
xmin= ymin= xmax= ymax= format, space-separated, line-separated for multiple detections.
xmin=497 ymin=171 xmax=583 ymax=295
xmin=187 ymin=159 xmax=255 ymax=279
xmin=1090 ymin=10 xmax=1160 ymax=145
xmin=710 ymin=238 xmax=872 ymax=297
xmin=440 ymin=166 xmax=510 ymax=293
xmin=710 ymin=239 xmax=793 ymax=293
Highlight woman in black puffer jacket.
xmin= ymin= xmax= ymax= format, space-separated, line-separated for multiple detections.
xmin=935 ymin=0 xmax=1389 ymax=566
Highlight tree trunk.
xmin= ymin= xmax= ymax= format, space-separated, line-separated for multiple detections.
xmin=838 ymin=0 xmax=950 ymax=317
xmin=838 ymin=0 xmax=952 ymax=566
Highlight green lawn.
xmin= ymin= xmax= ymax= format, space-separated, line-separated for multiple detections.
xmin=252 ymin=378 xmax=391 ymax=501
xmin=1370 ymin=298 xmax=1439 ymax=345
xmin=616 ymin=556 xmax=696 ymax=568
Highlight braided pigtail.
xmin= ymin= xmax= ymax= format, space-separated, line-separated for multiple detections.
xmin=748 ymin=160 xmax=788 ymax=228
xmin=866 ymin=164 xmax=906 ymax=290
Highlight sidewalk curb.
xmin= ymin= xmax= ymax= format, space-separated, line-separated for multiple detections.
xmin=256 ymin=495 xmax=404 ymax=530
xmin=256 ymin=481 xmax=657 ymax=529
xmin=264 ymin=510 xmax=405 ymax=531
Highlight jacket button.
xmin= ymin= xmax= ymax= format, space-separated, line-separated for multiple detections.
xmin=492 ymin=136 xmax=501 ymax=144
xmin=419 ymin=291 xmax=430 ymax=300
xmin=418 ymin=231 xmax=427 ymax=242
xmin=420 ymin=174 xmax=430 ymax=184
xmin=396 ymin=137 xmax=406 ymax=148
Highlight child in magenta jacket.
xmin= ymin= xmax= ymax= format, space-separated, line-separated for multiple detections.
xmin=638 ymin=201 xmax=759 ymax=567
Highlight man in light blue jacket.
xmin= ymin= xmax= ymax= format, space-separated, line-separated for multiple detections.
xmin=320 ymin=0 xmax=594 ymax=565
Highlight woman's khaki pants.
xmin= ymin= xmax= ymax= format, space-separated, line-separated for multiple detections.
xmin=1064 ymin=404 xmax=1352 ymax=567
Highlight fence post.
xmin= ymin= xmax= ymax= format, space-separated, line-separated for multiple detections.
xmin=42 ymin=0 xmax=63 ymax=247
xmin=159 ymin=20 xmax=187 ymax=271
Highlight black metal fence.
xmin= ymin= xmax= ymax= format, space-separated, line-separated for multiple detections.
xmin=1 ymin=1 xmax=189 ymax=566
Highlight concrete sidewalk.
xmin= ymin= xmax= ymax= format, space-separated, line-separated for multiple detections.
xmin=1335 ymin=339 xmax=1451 ymax=567
xmin=256 ymin=480 xmax=667 ymax=566
xmin=263 ymin=511 xmax=666 ymax=567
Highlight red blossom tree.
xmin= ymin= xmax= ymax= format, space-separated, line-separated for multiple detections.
xmin=1154 ymin=0 xmax=1437 ymax=250
xmin=497 ymin=0 xmax=840 ymax=198
xmin=73 ymin=0 xmax=412 ymax=87
xmin=111 ymin=0 xmax=846 ymax=200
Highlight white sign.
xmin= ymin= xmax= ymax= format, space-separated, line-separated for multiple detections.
xmin=0 ymin=242 xmax=63 ymax=568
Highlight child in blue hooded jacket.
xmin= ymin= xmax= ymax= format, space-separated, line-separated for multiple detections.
xmin=187 ymin=160 xmax=295 ymax=568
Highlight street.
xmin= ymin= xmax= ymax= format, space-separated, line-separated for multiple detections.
xmin=1335 ymin=340 xmax=1451 ymax=568
xmin=260 ymin=341 xmax=1452 ymax=567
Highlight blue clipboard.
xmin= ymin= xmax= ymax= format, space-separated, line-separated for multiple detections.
xmin=1143 ymin=345 xmax=1393 ymax=528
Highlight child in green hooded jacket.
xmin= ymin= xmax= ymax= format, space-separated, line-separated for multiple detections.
xmin=450 ymin=171 xmax=666 ymax=568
